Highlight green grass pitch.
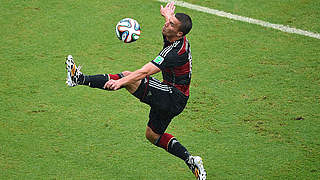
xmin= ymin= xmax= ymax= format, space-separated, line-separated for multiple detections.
xmin=1 ymin=0 xmax=319 ymax=179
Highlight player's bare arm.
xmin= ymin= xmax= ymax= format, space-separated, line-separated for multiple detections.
xmin=104 ymin=62 xmax=160 ymax=91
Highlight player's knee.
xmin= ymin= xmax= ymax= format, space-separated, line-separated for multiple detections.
xmin=145 ymin=126 xmax=160 ymax=144
xmin=145 ymin=133 xmax=152 ymax=143
xmin=145 ymin=129 xmax=154 ymax=143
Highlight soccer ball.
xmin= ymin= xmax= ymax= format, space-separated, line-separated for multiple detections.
xmin=115 ymin=18 xmax=141 ymax=43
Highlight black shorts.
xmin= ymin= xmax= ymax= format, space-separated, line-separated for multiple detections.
xmin=132 ymin=76 xmax=189 ymax=134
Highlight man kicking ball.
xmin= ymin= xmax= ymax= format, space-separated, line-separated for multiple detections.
xmin=65 ymin=2 xmax=206 ymax=179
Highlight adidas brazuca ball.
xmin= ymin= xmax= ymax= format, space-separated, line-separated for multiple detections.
xmin=115 ymin=18 xmax=141 ymax=43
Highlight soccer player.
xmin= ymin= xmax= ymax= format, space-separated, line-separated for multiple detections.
xmin=65 ymin=2 xmax=206 ymax=180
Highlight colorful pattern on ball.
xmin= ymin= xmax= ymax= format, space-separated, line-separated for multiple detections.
xmin=115 ymin=18 xmax=141 ymax=43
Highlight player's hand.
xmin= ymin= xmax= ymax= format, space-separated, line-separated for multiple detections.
xmin=104 ymin=79 xmax=121 ymax=91
xmin=160 ymin=2 xmax=175 ymax=18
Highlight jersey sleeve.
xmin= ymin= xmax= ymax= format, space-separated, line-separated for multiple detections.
xmin=151 ymin=49 xmax=177 ymax=70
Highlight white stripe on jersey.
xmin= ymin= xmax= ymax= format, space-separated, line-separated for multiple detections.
xmin=149 ymin=78 xmax=170 ymax=92
xmin=159 ymin=41 xmax=180 ymax=57
xmin=160 ymin=45 xmax=173 ymax=57
xmin=150 ymin=77 xmax=162 ymax=83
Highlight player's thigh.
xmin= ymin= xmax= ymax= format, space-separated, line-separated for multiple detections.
xmin=147 ymin=107 xmax=174 ymax=135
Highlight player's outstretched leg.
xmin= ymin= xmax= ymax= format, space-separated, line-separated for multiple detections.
xmin=65 ymin=55 xmax=124 ymax=89
xmin=186 ymin=156 xmax=207 ymax=180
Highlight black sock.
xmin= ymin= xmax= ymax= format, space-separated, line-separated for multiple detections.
xmin=78 ymin=74 xmax=109 ymax=90
xmin=167 ymin=138 xmax=191 ymax=162
xmin=155 ymin=133 xmax=191 ymax=162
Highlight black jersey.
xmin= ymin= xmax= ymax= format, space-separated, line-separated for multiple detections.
xmin=151 ymin=35 xmax=192 ymax=96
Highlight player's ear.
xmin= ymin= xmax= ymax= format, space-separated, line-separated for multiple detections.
xmin=177 ymin=31 xmax=184 ymax=38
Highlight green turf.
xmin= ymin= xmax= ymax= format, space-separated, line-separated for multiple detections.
xmin=1 ymin=0 xmax=319 ymax=179
xmin=183 ymin=0 xmax=320 ymax=33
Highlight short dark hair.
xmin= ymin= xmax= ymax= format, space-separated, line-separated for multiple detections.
xmin=175 ymin=13 xmax=192 ymax=36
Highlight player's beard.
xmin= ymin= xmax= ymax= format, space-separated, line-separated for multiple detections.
xmin=162 ymin=26 xmax=174 ymax=38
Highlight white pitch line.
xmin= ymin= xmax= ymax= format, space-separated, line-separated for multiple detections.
xmin=157 ymin=0 xmax=320 ymax=40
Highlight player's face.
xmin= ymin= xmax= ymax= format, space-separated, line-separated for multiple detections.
xmin=162 ymin=16 xmax=182 ymax=39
